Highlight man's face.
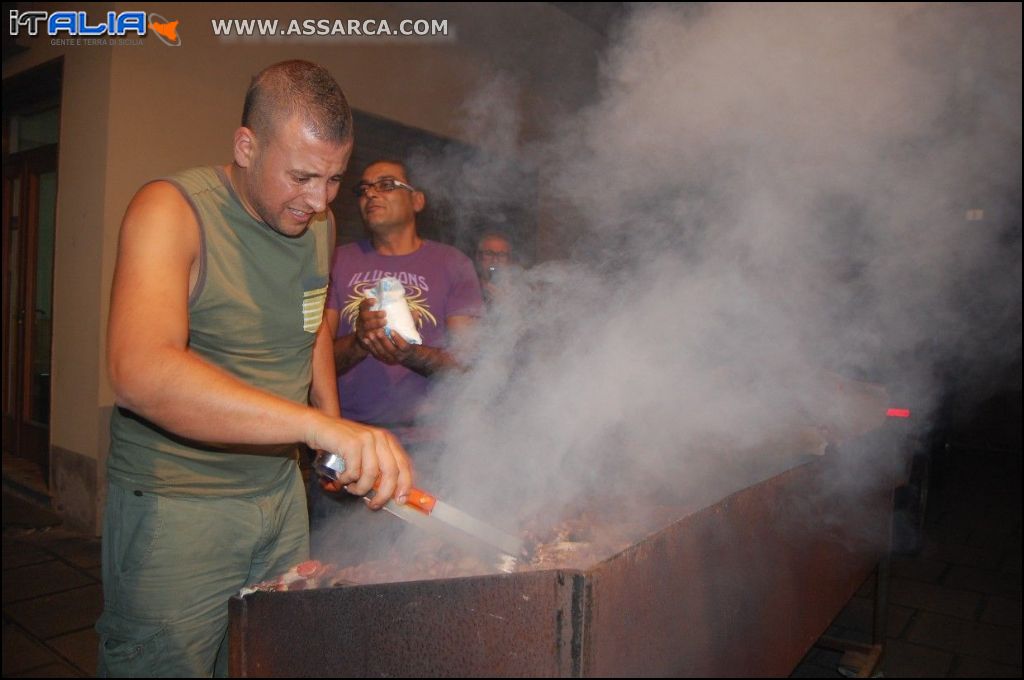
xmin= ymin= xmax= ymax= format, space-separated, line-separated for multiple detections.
xmin=357 ymin=162 xmax=422 ymax=234
xmin=476 ymin=235 xmax=512 ymax=277
xmin=242 ymin=115 xmax=352 ymax=237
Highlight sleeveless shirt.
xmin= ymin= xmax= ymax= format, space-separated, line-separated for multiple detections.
xmin=107 ymin=166 xmax=332 ymax=496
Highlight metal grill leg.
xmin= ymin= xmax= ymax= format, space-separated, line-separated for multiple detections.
xmin=817 ymin=558 xmax=888 ymax=677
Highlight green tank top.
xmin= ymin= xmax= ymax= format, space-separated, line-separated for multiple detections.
xmin=107 ymin=166 xmax=332 ymax=496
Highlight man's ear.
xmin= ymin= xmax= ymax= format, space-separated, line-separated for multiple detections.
xmin=233 ymin=126 xmax=258 ymax=168
xmin=412 ymin=190 xmax=426 ymax=214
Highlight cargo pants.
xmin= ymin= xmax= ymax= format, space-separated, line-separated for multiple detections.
xmin=96 ymin=466 xmax=308 ymax=677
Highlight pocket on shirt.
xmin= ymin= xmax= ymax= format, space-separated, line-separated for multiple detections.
xmin=302 ymin=285 xmax=328 ymax=333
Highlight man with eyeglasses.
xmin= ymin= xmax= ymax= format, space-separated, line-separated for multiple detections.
xmin=321 ymin=160 xmax=484 ymax=470
xmin=475 ymin=230 xmax=517 ymax=305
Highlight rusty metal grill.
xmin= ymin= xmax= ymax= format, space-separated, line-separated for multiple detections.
xmin=230 ymin=431 xmax=897 ymax=677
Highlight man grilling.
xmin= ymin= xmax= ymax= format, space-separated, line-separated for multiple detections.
xmin=100 ymin=61 xmax=411 ymax=677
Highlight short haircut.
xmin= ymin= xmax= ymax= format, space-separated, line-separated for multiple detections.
xmin=477 ymin=230 xmax=510 ymax=244
xmin=242 ymin=60 xmax=353 ymax=143
xmin=363 ymin=159 xmax=413 ymax=183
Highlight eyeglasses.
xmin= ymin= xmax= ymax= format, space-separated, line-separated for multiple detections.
xmin=352 ymin=178 xmax=417 ymax=197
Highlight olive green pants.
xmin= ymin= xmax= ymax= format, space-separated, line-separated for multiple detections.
xmin=96 ymin=466 xmax=308 ymax=677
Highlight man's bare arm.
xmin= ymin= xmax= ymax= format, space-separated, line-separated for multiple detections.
xmin=326 ymin=307 xmax=371 ymax=375
xmin=311 ymin=215 xmax=342 ymax=417
xmin=397 ymin=340 xmax=465 ymax=377
xmin=310 ymin=316 xmax=341 ymax=418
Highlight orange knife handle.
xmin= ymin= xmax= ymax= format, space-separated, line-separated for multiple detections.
xmin=371 ymin=478 xmax=436 ymax=514
xmin=404 ymin=487 xmax=437 ymax=515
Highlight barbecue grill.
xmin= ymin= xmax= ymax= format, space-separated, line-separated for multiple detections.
xmin=230 ymin=422 xmax=901 ymax=677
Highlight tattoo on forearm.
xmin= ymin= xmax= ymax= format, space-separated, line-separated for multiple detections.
xmin=334 ymin=335 xmax=368 ymax=375
xmin=401 ymin=346 xmax=462 ymax=377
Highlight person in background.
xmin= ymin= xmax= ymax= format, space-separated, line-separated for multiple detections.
xmin=309 ymin=159 xmax=483 ymax=541
xmin=100 ymin=60 xmax=411 ymax=677
xmin=475 ymin=230 xmax=516 ymax=306
xmin=326 ymin=160 xmax=483 ymax=438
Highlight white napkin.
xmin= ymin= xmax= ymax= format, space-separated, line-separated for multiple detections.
xmin=370 ymin=276 xmax=423 ymax=345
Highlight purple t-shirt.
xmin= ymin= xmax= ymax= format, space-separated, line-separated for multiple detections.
xmin=327 ymin=239 xmax=483 ymax=427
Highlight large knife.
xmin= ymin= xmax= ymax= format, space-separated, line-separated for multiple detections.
xmin=314 ymin=452 xmax=524 ymax=569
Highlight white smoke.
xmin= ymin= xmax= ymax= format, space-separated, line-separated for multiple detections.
xmin=424 ymin=3 xmax=1021 ymax=545
xmin=314 ymin=3 xmax=1021 ymax=571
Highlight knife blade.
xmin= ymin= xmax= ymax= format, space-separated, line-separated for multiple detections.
xmin=314 ymin=451 xmax=523 ymax=567
xmin=393 ymin=486 xmax=524 ymax=561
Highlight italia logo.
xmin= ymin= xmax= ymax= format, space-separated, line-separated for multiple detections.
xmin=8 ymin=10 xmax=182 ymax=46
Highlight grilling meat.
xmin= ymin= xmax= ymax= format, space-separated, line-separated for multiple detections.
xmin=320 ymin=513 xmax=652 ymax=586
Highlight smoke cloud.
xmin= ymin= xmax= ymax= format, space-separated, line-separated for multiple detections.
xmin=319 ymin=3 xmax=1021 ymax=570
xmin=430 ymin=2 xmax=1018 ymax=531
